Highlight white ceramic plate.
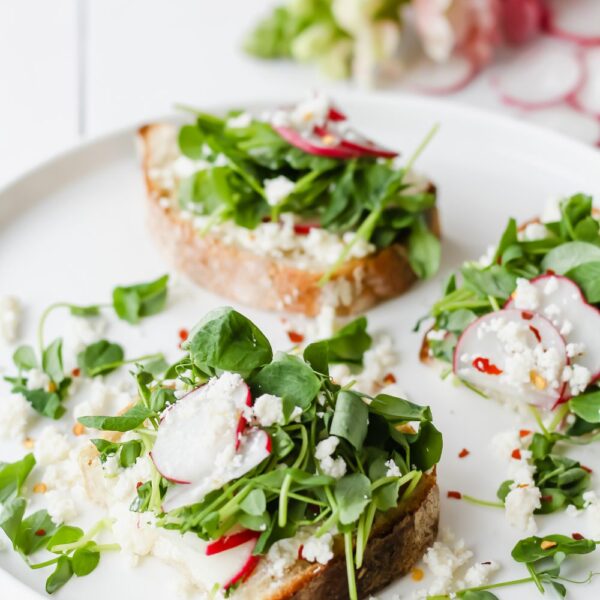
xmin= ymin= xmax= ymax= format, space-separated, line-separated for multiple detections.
xmin=1 ymin=93 xmax=600 ymax=600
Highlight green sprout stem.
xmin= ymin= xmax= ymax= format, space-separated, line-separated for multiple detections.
xmin=461 ymin=494 xmax=504 ymax=509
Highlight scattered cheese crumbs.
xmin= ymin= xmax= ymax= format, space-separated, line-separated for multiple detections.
xmin=34 ymin=426 xmax=71 ymax=467
xmin=226 ymin=112 xmax=252 ymax=129
xmin=0 ymin=393 xmax=34 ymax=441
xmin=385 ymin=459 xmax=402 ymax=477
xmin=512 ymin=278 xmax=540 ymax=311
xmin=0 ymin=295 xmax=22 ymax=343
xmin=46 ymin=489 xmax=79 ymax=524
xmin=426 ymin=329 xmax=447 ymax=342
xmin=26 ymin=368 xmax=51 ymax=391
xmin=264 ymin=176 xmax=295 ymax=207
xmin=252 ymin=394 xmax=284 ymax=427
xmin=477 ymin=245 xmax=496 ymax=267
xmin=111 ymin=504 xmax=158 ymax=566
xmin=522 ymin=222 xmax=549 ymax=241
xmin=562 ymin=364 xmax=592 ymax=396
xmin=301 ymin=532 xmax=334 ymax=564
xmin=315 ymin=436 xmax=346 ymax=479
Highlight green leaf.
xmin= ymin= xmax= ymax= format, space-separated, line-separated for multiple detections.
xmin=0 ymin=497 xmax=26 ymax=546
xmin=46 ymin=555 xmax=74 ymax=594
xmin=240 ymin=489 xmax=267 ymax=516
xmin=369 ymin=394 xmax=432 ymax=423
xmin=458 ymin=592 xmax=500 ymax=600
xmin=112 ymin=274 xmax=169 ymax=324
xmin=12 ymin=345 xmax=37 ymax=371
xmin=42 ymin=338 xmax=64 ymax=383
xmin=47 ymin=525 xmax=84 ymax=552
xmin=323 ymin=317 xmax=372 ymax=365
xmin=78 ymin=404 xmax=154 ymax=432
xmin=252 ymin=352 xmax=320 ymax=411
xmin=69 ymin=304 xmax=101 ymax=317
xmin=462 ymin=265 xmax=517 ymax=300
xmin=0 ymin=454 xmax=36 ymax=502
xmin=302 ymin=340 xmax=329 ymax=376
xmin=269 ymin=426 xmax=295 ymax=459
xmin=77 ymin=340 xmax=124 ymax=377
xmin=494 ymin=218 xmax=518 ymax=263
xmin=409 ymin=421 xmax=443 ymax=471
xmin=541 ymin=241 xmax=600 ymax=274
xmin=408 ymin=218 xmax=441 ymax=279
xmin=20 ymin=388 xmax=65 ymax=419
xmin=511 ymin=534 xmax=596 ymax=563
xmin=178 ymin=124 xmax=206 ymax=159
xmin=188 ymin=307 xmax=272 ymax=378
xmin=119 ymin=440 xmax=143 ymax=468
xmin=330 ymin=391 xmax=368 ymax=451
xmin=72 ymin=544 xmax=100 ymax=576
xmin=496 ymin=479 xmax=513 ymax=502
xmin=334 ymin=474 xmax=372 ymax=525
xmin=569 ymin=390 xmax=600 ymax=424
xmin=16 ymin=510 xmax=57 ymax=555
xmin=566 ymin=262 xmax=600 ymax=303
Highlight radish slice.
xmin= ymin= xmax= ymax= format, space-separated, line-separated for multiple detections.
xmin=492 ymin=39 xmax=584 ymax=109
xmin=274 ymin=126 xmax=360 ymax=159
xmin=521 ymin=105 xmax=600 ymax=146
xmin=505 ymin=274 xmax=600 ymax=393
xmin=569 ymin=48 xmax=600 ymax=117
xmin=454 ymin=309 xmax=567 ymax=408
xmin=403 ymin=54 xmax=477 ymax=95
xmin=545 ymin=0 xmax=600 ymax=46
xmin=224 ymin=553 xmax=261 ymax=590
xmin=207 ymin=530 xmax=260 ymax=556
xmin=151 ymin=373 xmax=271 ymax=512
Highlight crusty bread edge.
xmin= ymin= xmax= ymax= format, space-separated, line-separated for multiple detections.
xmin=138 ymin=123 xmax=441 ymax=317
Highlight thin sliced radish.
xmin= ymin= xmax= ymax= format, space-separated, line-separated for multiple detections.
xmin=274 ymin=126 xmax=360 ymax=159
xmin=403 ymin=54 xmax=477 ymax=95
xmin=454 ymin=309 xmax=567 ymax=408
xmin=224 ymin=553 xmax=261 ymax=590
xmin=206 ymin=530 xmax=260 ymax=556
xmin=505 ymin=274 xmax=600 ymax=391
xmin=492 ymin=39 xmax=584 ymax=109
xmin=502 ymin=0 xmax=546 ymax=45
xmin=545 ymin=0 xmax=600 ymax=46
xmin=569 ymin=48 xmax=600 ymax=117
xmin=521 ymin=104 xmax=600 ymax=146
xmin=328 ymin=107 xmax=347 ymax=121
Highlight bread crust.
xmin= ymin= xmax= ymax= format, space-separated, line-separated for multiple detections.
xmin=138 ymin=124 xmax=441 ymax=317
xmin=238 ymin=472 xmax=439 ymax=600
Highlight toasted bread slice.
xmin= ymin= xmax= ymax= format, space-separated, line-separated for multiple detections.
xmin=239 ymin=472 xmax=439 ymax=600
xmin=138 ymin=123 xmax=441 ymax=317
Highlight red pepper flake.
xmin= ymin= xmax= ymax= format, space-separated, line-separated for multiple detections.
xmin=541 ymin=495 xmax=553 ymax=503
xmin=582 ymin=465 xmax=593 ymax=474
xmin=71 ymin=367 xmax=81 ymax=377
xmin=519 ymin=429 xmax=532 ymax=438
xmin=521 ymin=311 xmax=534 ymax=320
xmin=572 ymin=532 xmax=585 ymax=540
xmin=472 ymin=357 xmax=503 ymax=375
xmin=136 ymin=481 xmax=143 ymax=490
xmin=297 ymin=545 xmax=304 ymax=560
xmin=458 ymin=448 xmax=470 ymax=459
xmin=546 ymin=269 xmax=556 ymax=276
xmin=529 ymin=325 xmax=542 ymax=343
xmin=287 ymin=330 xmax=305 ymax=344
xmin=35 ymin=529 xmax=46 ymax=537
xmin=447 ymin=491 xmax=462 ymax=500
xmin=511 ymin=448 xmax=522 ymax=460
xmin=178 ymin=329 xmax=189 ymax=342
xmin=384 ymin=373 xmax=397 ymax=384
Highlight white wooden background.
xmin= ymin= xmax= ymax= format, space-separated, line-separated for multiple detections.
xmin=1 ymin=0 xmax=599 ymax=188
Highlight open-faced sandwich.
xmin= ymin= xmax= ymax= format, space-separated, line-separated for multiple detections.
xmin=72 ymin=307 xmax=441 ymax=599
xmin=138 ymin=94 xmax=441 ymax=316
xmin=423 ymin=194 xmax=600 ymax=420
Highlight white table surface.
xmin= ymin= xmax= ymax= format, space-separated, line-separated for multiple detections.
xmin=2 ymin=0 xmax=599 ymax=189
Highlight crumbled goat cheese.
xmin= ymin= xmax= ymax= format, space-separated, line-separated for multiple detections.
xmin=0 ymin=296 xmax=22 ymax=343
xmin=0 ymin=393 xmax=34 ymax=440
xmin=522 ymin=222 xmax=549 ymax=241
xmin=73 ymin=379 xmax=115 ymax=420
xmin=562 ymin=364 xmax=592 ymax=396
xmin=315 ymin=436 xmax=347 ymax=479
xmin=252 ymin=394 xmax=284 ymax=427
xmin=268 ymin=93 xmax=331 ymax=132
xmin=477 ymin=245 xmax=496 ymax=267
xmin=512 ymin=278 xmax=540 ymax=310
xmin=307 ymin=304 xmax=338 ymax=340
xmin=26 ymin=368 xmax=50 ymax=391
xmin=560 ymin=320 xmax=573 ymax=336
xmin=566 ymin=342 xmax=586 ymax=358
xmin=426 ymin=329 xmax=447 ymax=341
xmin=289 ymin=406 xmax=303 ymax=422
xmin=541 ymin=197 xmax=562 ymax=222
xmin=264 ymin=176 xmax=295 ymax=206
xmin=227 ymin=112 xmax=252 ymax=129
xmin=505 ymin=485 xmax=541 ymax=534
xmin=46 ymin=489 xmax=79 ymax=524
xmin=63 ymin=314 xmax=107 ymax=360
xmin=265 ymin=532 xmax=308 ymax=579
xmin=172 ymin=156 xmax=209 ymax=179
xmin=111 ymin=504 xmax=158 ymax=566
xmin=34 ymin=426 xmax=72 ymax=467
xmin=301 ymin=532 xmax=334 ymax=564
xmin=385 ymin=459 xmax=401 ymax=477
xmin=460 ymin=561 xmax=500 ymax=587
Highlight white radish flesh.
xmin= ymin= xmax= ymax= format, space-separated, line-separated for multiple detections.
xmin=545 ymin=0 xmax=600 ymax=46
xmin=570 ymin=48 xmax=600 ymax=117
xmin=505 ymin=274 xmax=600 ymax=387
xmin=493 ymin=39 xmax=584 ymax=109
xmin=454 ymin=309 xmax=567 ymax=408
xmin=403 ymin=54 xmax=477 ymax=95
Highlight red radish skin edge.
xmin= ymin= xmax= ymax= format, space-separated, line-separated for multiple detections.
xmin=504 ymin=273 xmax=600 ymax=402
xmin=224 ymin=552 xmax=261 ymax=590
xmin=149 ymin=451 xmax=191 ymax=485
xmin=206 ymin=530 xmax=260 ymax=556
xmin=235 ymin=388 xmax=254 ymax=451
xmin=274 ymin=126 xmax=360 ymax=159
xmin=543 ymin=14 xmax=600 ymax=48
xmin=328 ymin=107 xmax=347 ymax=121
xmin=313 ymin=124 xmax=398 ymax=159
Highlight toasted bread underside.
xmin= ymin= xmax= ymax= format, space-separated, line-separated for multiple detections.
xmin=238 ymin=472 xmax=439 ymax=600
xmin=138 ymin=124 xmax=441 ymax=317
